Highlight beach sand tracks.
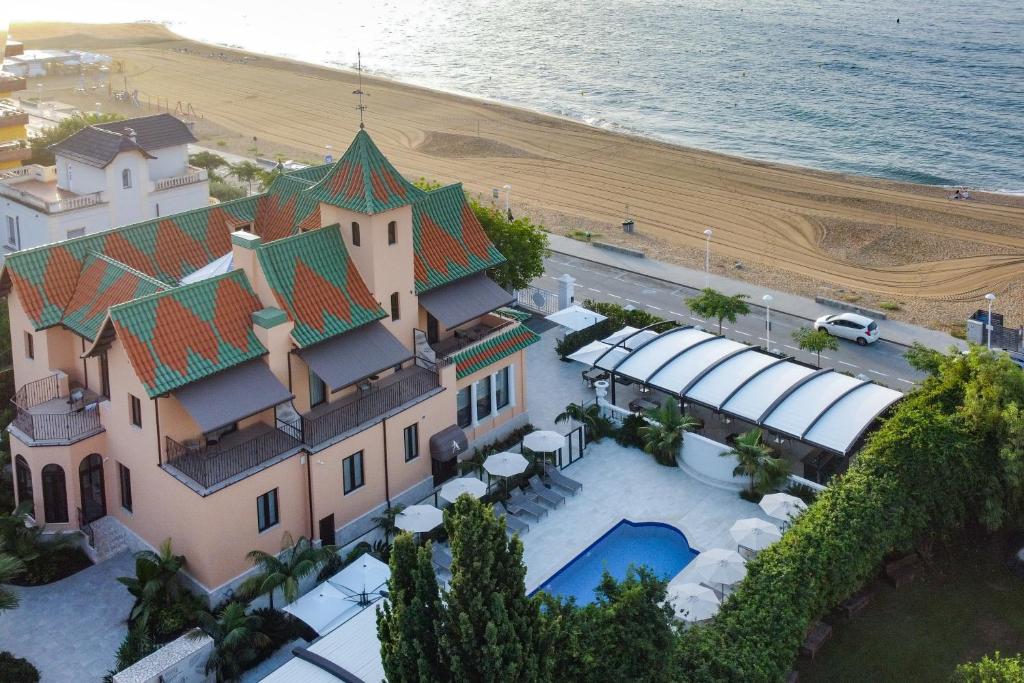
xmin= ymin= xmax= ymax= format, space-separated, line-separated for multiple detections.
xmin=416 ymin=131 xmax=542 ymax=160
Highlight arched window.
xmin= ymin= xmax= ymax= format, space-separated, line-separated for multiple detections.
xmin=387 ymin=221 xmax=397 ymax=245
xmin=14 ymin=455 xmax=32 ymax=513
xmin=351 ymin=222 xmax=361 ymax=246
xmin=122 ymin=169 xmax=132 ymax=189
xmin=42 ymin=465 xmax=68 ymax=524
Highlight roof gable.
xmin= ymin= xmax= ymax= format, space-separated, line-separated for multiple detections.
xmin=304 ymin=129 xmax=424 ymax=214
xmin=61 ymin=253 xmax=168 ymax=341
xmin=256 ymin=226 xmax=386 ymax=347
xmin=254 ymin=175 xmax=321 ymax=242
xmin=51 ymin=114 xmax=195 ymax=168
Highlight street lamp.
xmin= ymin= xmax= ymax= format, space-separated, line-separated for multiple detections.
xmin=985 ymin=292 xmax=996 ymax=350
xmin=702 ymin=229 xmax=713 ymax=288
xmin=762 ymin=294 xmax=773 ymax=351
xmin=502 ymin=184 xmax=512 ymax=217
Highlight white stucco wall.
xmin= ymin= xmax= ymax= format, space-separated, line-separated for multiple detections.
xmin=106 ymin=151 xmax=152 ymax=229
xmin=679 ymin=431 xmax=748 ymax=491
xmin=58 ymin=157 xmax=106 ymax=195
xmin=149 ymin=182 xmax=210 ymax=220
xmin=146 ymin=144 xmax=189 ymax=179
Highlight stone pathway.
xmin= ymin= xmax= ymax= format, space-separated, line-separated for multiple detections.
xmin=0 ymin=551 xmax=134 ymax=682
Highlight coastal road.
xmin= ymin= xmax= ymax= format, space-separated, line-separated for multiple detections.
xmin=534 ymin=254 xmax=927 ymax=390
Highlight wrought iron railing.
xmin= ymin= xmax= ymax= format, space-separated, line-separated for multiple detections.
xmin=165 ymin=426 xmax=303 ymax=491
xmin=515 ymin=285 xmax=559 ymax=314
xmin=11 ymin=375 xmax=103 ymax=443
xmin=425 ymin=318 xmax=518 ymax=359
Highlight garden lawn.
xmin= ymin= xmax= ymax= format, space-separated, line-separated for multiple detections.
xmin=801 ymin=532 xmax=1024 ymax=682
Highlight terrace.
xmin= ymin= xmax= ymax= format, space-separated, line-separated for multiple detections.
xmin=10 ymin=374 xmax=104 ymax=445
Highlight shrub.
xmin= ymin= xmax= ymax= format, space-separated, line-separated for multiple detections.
xmin=554 ymin=301 xmax=676 ymax=358
xmin=0 ymin=652 xmax=39 ymax=683
xmin=209 ymin=178 xmax=246 ymax=202
xmin=952 ymin=652 xmax=1024 ymax=682
xmin=785 ymin=482 xmax=819 ymax=505
xmin=878 ymin=301 xmax=901 ymax=312
xmin=614 ymin=413 xmax=647 ymax=449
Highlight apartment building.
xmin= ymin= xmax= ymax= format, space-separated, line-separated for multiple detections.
xmin=2 ymin=128 xmax=537 ymax=600
xmin=0 ymin=37 xmax=30 ymax=172
xmin=0 ymin=113 xmax=209 ymax=254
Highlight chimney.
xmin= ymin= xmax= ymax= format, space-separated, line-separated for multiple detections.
xmin=123 ymin=127 xmax=137 ymax=144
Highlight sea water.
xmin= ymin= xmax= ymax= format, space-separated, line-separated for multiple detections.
xmin=14 ymin=0 xmax=1024 ymax=190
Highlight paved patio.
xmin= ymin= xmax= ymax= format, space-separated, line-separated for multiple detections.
xmin=0 ymin=550 xmax=133 ymax=682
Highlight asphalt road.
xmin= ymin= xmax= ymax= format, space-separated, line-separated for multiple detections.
xmin=535 ymin=253 xmax=927 ymax=390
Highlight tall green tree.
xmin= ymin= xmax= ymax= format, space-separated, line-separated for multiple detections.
xmin=470 ymin=201 xmax=549 ymax=291
xmin=239 ymin=532 xmax=331 ymax=609
xmin=792 ymin=326 xmax=839 ymax=367
xmin=29 ymin=112 xmax=124 ymax=166
xmin=191 ymin=602 xmax=270 ymax=681
xmin=377 ymin=534 xmax=448 ymax=683
xmin=188 ymin=151 xmax=228 ymax=181
xmin=638 ymin=399 xmax=700 ymax=467
xmin=687 ymin=288 xmax=750 ymax=334
xmin=371 ymin=504 xmax=407 ymax=545
xmin=0 ymin=553 xmax=25 ymax=613
xmin=724 ymin=428 xmax=789 ymax=496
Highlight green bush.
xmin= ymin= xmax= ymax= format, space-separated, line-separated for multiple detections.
xmin=952 ymin=652 xmax=1024 ymax=682
xmin=554 ymin=301 xmax=676 ymax=358
xmin=614 ymin=413 xmax=647 ymax=449
xmin=0 ymin=652 xmax=39 ymax=683
xmin=209 ymin=178 xmax=247 ymax=202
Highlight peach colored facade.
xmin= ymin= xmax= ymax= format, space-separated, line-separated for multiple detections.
xmin=5 ymin=188 xmax=534 ymax=599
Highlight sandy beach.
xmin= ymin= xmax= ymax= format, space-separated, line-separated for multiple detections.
xmin=12 ymin=22 xmax=1024 ymax=332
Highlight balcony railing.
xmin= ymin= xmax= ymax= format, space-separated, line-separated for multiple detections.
xmin=0 ymin=141 xmax=31 ymax=165
xmin=0 ymin=181 xmax=103 ymax=213
xmin=302 ymin=359 xmax=442 ymax=448
xmin=427 ymin=318 xmax=517 ymax=359
xmin=0 ymin=100 xmax=28 ymax=127
xmin=11 ymin=374 xmax=104 ymax=444
xmin=0 ymin=75 xmax=27 ymax=93
xmin=164 ymin=422 xmax=303 ymax=492
xmin=153 ymin=166 xmax=208 ymax=192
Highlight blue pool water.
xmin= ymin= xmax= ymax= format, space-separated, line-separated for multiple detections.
xmin=535 ymin=520 xmax=699 ymax=605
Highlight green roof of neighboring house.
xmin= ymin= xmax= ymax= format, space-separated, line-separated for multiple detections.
xmin=496 ymin=307 xmax=531 ymax=322
xmin=305 ymin=129 xmax=425 ymax=214
xmin=256 ymin=226 xmax=386 ymax=347
xmin=451 ymin=324 xmax=539 ymax=379
xmin=61 ymin=253 xmax=168 ymax=341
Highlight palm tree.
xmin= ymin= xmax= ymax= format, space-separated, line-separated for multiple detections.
xmin=239 ymin=532 xmax=330 ymax=609
xmin=638 ymin=399 xmax=700 ymax=467
xmin=117 ymin=538 xmax=186 ymax=630
xmin=724 ymin=428 xmax=789 ymax=495
xmin=0 ymin=553 xmax=25 ymax=612
xmin=372 ymin=504 xmax=407 ymax=544
xmin=192 ymin=602 xmax=270 ymax=681
xmin=555 ymin=402 xmax=609 ymax=441
xmin=687 ymin=288 xmax=751 ymax=334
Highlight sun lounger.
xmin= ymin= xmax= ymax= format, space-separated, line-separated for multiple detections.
xmin=431 ymin=544 xmax=453 ymax=573
xmin=507 ymin=490 xmax=548 ymax=519
xmin=529 ymin=475 xmax=565 ymax=507
xmin=543 ymin=462 xmax=583 ymax=495
xmin=494 ymin=503 xmax=529 ymax=534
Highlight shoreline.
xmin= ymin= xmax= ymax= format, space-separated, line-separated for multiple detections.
xmin=11 ymin=21 xmax=1024 ymax=330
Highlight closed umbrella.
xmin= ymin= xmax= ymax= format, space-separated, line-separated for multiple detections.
xmin=395 ymin=505 xmax=444 ymax=533
xmin=759 ymin=493 xmax=807 ymax=522
xmin=667 ymin=582 xmax=720 ymax=622
xmin=729 ymin=518 xmax=782 ymax=552
xmin=439 ymin=477 xmax=488 ymax=503
xmin=689 ymin=548 xmax=747 ymax=596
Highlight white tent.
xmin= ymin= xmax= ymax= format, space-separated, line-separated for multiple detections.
xmin=179 ymin=252 xmax=233 ymax=284
xmin=545 ymin=304 xmax=607 ymax=331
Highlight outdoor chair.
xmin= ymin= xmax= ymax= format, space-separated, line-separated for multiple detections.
xmin=432 ymin=543 xmax=453 ymax=573
xmin=507 ymin=490 xmax=548 ymax=519
xmin=543 ymin=462 xmax=583 ymax=495
xmin=529 ymin=475 xmax=565 ymax=507
xmin=494 ymin=503 xmax=529 ymax=534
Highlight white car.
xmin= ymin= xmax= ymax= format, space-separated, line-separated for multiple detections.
xmin=814 ymin=313 xmax=879 ymax=346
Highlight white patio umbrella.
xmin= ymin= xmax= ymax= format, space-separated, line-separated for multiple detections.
xmin=523 ymin=430 xmax=565 ymax=453
xmin=689 ymin=548 xmax=747 ymax=595
xmin=567 ymin=340 xmax=612 ymax=365
xmin=326 ymin=552 xmax=391 ymax=606
xmin=759 ymin=493 xmax=808 ymax=522
xmin=483 ymin=451 xmax=530 ymax=478
xmin=729 ymin=518 xmax=782 ymax=552
xmin=667 ymin=582 xmax=721 ymax=622
xmin=395 ymin=505 xmax=444 ymax=533
xmin=545 ymin=304 xmax=607 ymax=331
xmin=439 ymin=476 xmax=488 ymax=503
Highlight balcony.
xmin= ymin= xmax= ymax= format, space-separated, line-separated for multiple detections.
xmin=164 ymin=422 xmax=303 ymax=494
xmin=0 ymin=141 xmax=30 ymax=165
xmin=0 ymin=74 xmax=26 ymax=94
xmin=152 ymin=166 xmax=208 ymax=192
xmin=429 ymin=316 xmax=517 ymax=359
xmin=10 ymin=374 xmax=104 ymax=445
xmin=302 ymin=359 xmax=443 ymax=449
xmin=0 ymin=177 xmax=104 ymax=213
xmin=0 ymin=100 xmax=28 ymax=127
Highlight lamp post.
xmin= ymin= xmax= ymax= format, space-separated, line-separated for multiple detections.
xmin=703 ymin=229 xmax=713 ymax=288
xmin=503 ymin=184 xmax=512 ymax=217
xmin=762 ymin=294 xmax=773 ymax=352
xmin=985 ymin=292 xmax=996 ymax=350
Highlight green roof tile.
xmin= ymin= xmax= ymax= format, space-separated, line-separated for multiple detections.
xmin=451 ymin=324 xmax=539 ymax=379
xmin=61 ymin=253 xmax=168 ymax=341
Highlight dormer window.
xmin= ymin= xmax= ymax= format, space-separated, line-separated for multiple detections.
xmin=122 ymin=169 xmax=132 ymax=189
xmin=387 ymin=221 xmax=397 ymax=245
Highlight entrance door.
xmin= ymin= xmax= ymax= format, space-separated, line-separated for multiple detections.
xmin=431 ymin=457 xmax=457 ymax=488
xmin=79 ymin=454 xmax=106 ymax=524
xmin=319 ymin=514 xmax=336 ymax=547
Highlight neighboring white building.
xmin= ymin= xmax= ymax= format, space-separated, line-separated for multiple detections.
xmin=0 ymin=113 xmax=209 ymax=254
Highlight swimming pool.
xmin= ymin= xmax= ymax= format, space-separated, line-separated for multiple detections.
xmin=534 ymin=520 xmax=699 ymax=604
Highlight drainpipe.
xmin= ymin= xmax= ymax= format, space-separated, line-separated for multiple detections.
xmin=81 ymin=338 xmax=88 ymax=388
xmin=382 ymin=417 xmax=391 ymax=509
xmin=154 ymin=397 xmax=162 ymax=466
xmin=305 ymin=450 xmax=315 ymax=541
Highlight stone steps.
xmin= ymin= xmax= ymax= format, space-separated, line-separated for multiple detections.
xmin=88 ymin=516 xmax=128 ymax=562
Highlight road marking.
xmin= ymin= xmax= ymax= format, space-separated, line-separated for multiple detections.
xmin=838 ymin=361 xmax=858 ymax=368
xmin=784 ymin=345 xmax=800 ymax=351
xmin=690 ymin=316 xmax=706 ymax=323
xmin=734 ymin=330 xmax=752 ymax=337
xmin=868 ymin=369 xmax=889 ymax=377
xmin=669 ymin=311 xmax=685 ymax=317
xmin=625 ymin=299 xmax=642 ymax=305
xmin=820 ymin=355 xmax=831 ymax=360
xmin=721 ymin=326 xmax=729 ymax=331
xmin=646 ymin=304 xmax=662 ymax=310
xmin=896 ymin=378 xmax=914 ymax=385
xmin=608 ymin=293 xmax=622 ymax=299
xmin=587 ymin=288 xmax=601 ymax=293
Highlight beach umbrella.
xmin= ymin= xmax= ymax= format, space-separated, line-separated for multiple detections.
xmin=729 ymin=518 xmax=782 ymax=552
xmin=395 ymin=505 xmax=444 ymax=534
xmin=326 ymin=552 xmax=390 ymax=607
xmin=567 ymin=340 xmax=612 ymax=365
xmin=545 ymin=304 xmax=607 ymax=332
xmin=483 ymin=451 xmax=530 ymax=478
xmin=523 ymin=430 xmax=565 ymax=453
xmin=439 ymin=476 xmax=488 ymax=503
xmin=759 ymin=493 xmax=808 ymax=522
xmin=689 ymin=548 xmax=747 ymax=595
xmin=667 ymin=582 xmax=721 ymax=623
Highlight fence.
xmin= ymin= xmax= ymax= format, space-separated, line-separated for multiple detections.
xmin=515 ymin=285 xmax=559 ymax=314
xmin=165 ymin=428 xmax=302 ymax=491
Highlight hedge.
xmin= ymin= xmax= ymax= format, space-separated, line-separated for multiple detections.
xmin=554 ymin=301 xmax=676 ymax=358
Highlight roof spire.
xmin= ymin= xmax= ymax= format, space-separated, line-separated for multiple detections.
xmin=353 ymin=51 xmax=368 ymax=129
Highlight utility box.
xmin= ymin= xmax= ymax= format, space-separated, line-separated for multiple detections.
xmin=967 ymin=309 xmax=1020 ymax=350
xmin=622 ymin=219 xmax=634 ymax=234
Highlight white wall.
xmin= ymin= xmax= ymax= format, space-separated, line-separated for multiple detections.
xmin=149 ymin=182 xmax=210 ymax=220
xmin=679 ymin=431 xmax=748 ymax=491
xmin=106 ymin=151 xmax=152 ymax=230
xmin=57 ymin=157 xmax=106 ymax=195
xmin=146 ymin=144 xmax=189 ymax=180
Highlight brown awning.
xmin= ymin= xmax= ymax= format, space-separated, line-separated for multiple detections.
xmin=430 ymin=425 xmax=469 ymax=462
xmin=174 ymin=360 xmax=293 ymax=433
xmin=418 ymin=273 xmax=514 ymax=329
xmin=298 ymin=321 xmax=413 ymax=393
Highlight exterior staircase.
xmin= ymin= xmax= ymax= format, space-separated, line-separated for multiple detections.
xmin=88 ymin=516 xmax=129 ymax=562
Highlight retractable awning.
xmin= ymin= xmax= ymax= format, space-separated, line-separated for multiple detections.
xmin=298 ymin=321 xmax=412 ymax=393
xmin=418 ymin=273 xmax=514 ymax=329
xmin=174 ymin=360 xmax=292 ymax=433
xmin=430 ymin=424 xmax=469 ymax=462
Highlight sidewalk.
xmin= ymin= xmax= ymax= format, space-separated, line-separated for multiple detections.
xmin=545 ymin=234 xmax=966 ymax=352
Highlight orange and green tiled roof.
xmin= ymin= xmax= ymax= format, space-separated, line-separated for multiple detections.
xmin=305 ymin=129 xmax=425 ymax=214
xmin=106 ymin=270 xmax=266 ymax=397
xmin=61 ymin=253 xmax=168 ymax=341
xmin=254 ymin=175 xmax=321 ymax=242
xmin=451 ymin=324 xmax=539 ymax=379
xmin=256 ymin=226 xmax=386 ymax=347
xmin=411 ymin=184 xmax=506 ymax=293
xmin=287 ymin=162 xmax=333 ymax=184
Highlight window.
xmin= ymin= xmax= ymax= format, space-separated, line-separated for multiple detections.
xmin=309 ymin=368 xmax=326 ymax=407
xmin=257 ymin=489 xmax=279 ymax=532
xmin=118 ymin=463 xmax=133 ymax=513
xmin=495 ymin=366 xmax=510 ymax=410
xmin=65 ymin=162 xmax=73 ymax=189
xmin=387 ymin=220 xmax=397 ymax=245
xmin=66 ymin=227 xmax=86 ymax=240
xmin=390 ymin=292 xmax=400 ymax=321
xmin=351 ymin=222 xmax=360 ymax=246
xmin=24 ymin=332 xmax=33 ymax=360
xmin=155 ymin=203 xmax=160 ymax=217
xmin=14 ymin=455 xmax=32 ymax=513
xmin=99 ymin=353 xmax=110 ymax=398
xmin=343 ymin=451 xmax=365 ymax=494
xmin=456 ymin=387 xmax=472 ymax=428
xmin=122 ymin=169 xmax=132 ymax=189
xmin=476 ymin=376 xmax=493 ymax=420
xmin=41 ymin=464 xmax=68 ymax=524
xmin=6 ymin=216 xmax=16 ymax=248
xmin=403 ymin=423 xmax=419 ymax=462
xmin=129 ymin=394 xmax=142 ymax=427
